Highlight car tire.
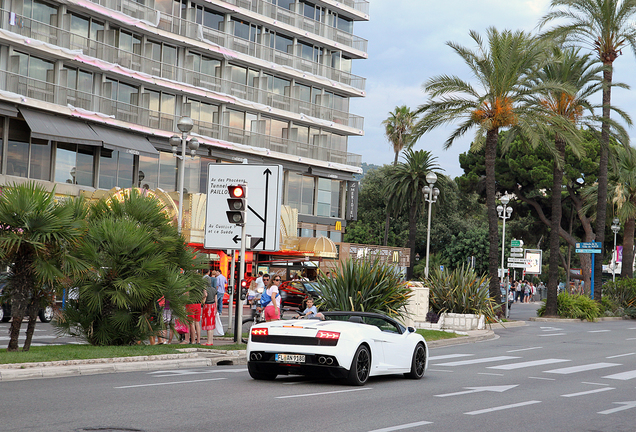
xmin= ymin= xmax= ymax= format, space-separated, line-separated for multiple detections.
xmin=0 ymin=306 xmax=4 ymax=322
xmin=347 ymin=344 xmax=371 ymax=386
xmin=247 ymin=362 xmax=277 ymax=381
xmin=0 ymin=306 xmax=9 ymax=323
xmin=38 ymin=306 xmax=54 ymax=323
xmin=405 ymin=343 xmax=427 ymax=379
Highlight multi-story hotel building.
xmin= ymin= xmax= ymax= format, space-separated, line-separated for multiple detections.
xmin=0 ymin=0 xmax=368 ymax=264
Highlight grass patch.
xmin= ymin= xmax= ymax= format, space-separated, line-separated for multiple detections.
xmin=416 ymin=329 xmax=462 ymax=341
xmin=0 ymin=342 xmax=245 ymax=365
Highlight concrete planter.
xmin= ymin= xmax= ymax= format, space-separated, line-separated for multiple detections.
xmin=437 ymin=312 xmax=485 ymax=331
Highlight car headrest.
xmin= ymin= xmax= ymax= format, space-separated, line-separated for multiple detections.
xmin=348 ymin=316 xmax=363 ymax=323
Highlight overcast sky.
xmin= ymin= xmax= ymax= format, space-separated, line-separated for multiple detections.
xmin=348 ymin=0 xmax=636 ymax=179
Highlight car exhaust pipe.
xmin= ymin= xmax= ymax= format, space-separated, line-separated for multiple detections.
xmin=326 ymin=357 xmax=333 ymax=365
xmin=318 ymin=356 xmax=326 ymax=364
xmin=251 ymin=353 xmax=263 ymax=361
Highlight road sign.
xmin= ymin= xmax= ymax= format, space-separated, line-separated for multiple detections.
xmin=508 ymin=262 xmax=530 ymax=268
xmin=576 ymin=241 xmax=602 ymax=249
xmin=524 ymin=249 xmax=543 ymax=275
xmin=510 ymin=253 xmax=524 ymax=258
xmin=511 ymin=247 xmax=524 ymax=253
xmin=576 ymin=248 xmax=602 ymax=254
xmin=511 ymin=240 xmax=524 ymax=247
xmin=204 ymin=164 xmax=282 ymax=251
xmin=507 ymin=258 xmax=532 ymax=263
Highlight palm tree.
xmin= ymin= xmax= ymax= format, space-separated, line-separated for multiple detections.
xmin=381 ymin=106 xmax=417 ymax=246
xmin=0 ymin=182 xmax=87 ymax=352
xmin=414 ymin=28 xmax=564 ymax=301
xmin=609 ymin=145 xmax=636 ymax=278
xmin=533 ymin=47 xmax=603 ymax=315
xmin=539 ymin=0 xmax=636 ymax=300
xmin=385 ymin=149 xmax=442 ymax=279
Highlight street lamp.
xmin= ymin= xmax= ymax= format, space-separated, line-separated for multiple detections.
xmin=170 ymin=116 xmax=200 ymax=233
xmin=497 ymin=192 xmax=513 ymax=318
xmin=611 ymin=217 xmax=621 ymax=282
xmin=423 ymin=172 xmax=440 ymax=279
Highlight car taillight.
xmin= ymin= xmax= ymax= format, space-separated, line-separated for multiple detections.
xmin=316 ymin=330 xmax=340 ymax=340
xmin=251 ymin=328 xmax=268 ymax=337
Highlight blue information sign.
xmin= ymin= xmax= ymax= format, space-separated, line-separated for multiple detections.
xmin=575 ymin=248 xmax=602 ymax=254
xmin=576 ymin=242 xmax=602 ymax=249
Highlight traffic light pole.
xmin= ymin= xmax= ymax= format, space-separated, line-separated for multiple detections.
xmin=234 ymin=210 xmax=247 ymax=342
xmin=228 ymin=252 xmax=235 ymax=335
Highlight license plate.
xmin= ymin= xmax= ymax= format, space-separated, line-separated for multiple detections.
xmin=275 ymin=353 xmax=305 ymax=363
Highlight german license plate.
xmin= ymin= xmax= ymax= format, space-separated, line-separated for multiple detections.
xmin=275 ymin=353 xmax=305 ymax=363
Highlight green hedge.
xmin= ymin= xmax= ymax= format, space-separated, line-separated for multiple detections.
xmin=537 ymin=292 xmax=601 ymax=321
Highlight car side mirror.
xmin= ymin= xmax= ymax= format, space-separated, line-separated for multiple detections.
xmin=407 ymin=326 xmax=415 ymax=333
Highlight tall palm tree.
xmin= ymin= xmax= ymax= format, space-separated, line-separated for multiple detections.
xmin=414 ymin=28 xmax=567 ymax=301
xmin=0 ymin=182 xmax=87 ymax=351
xmin=539 ymin=0 xmax=636 ymax=300
xmin=533 ymin=48 xmax=603 ymax=315
xmin=385 ymin=149 xmax=442 ymax=279
xmin=381 ymin=106 xmax=417 ymax=246
xmin=609 ymin=145 xmax=636 ymax=278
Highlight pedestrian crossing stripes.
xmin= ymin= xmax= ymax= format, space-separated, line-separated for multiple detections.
xmin=603 ymin=370 xmax=636 ymax=381
xmin=488 ymin=359 xmax=570 ymax=370
xmin=544 ymin=363 xmax=621 ymax=375
xmin=561 ymin=387 xmax=615 ymax=398
xmin=429 ymin=354 xmax=473 ymax=361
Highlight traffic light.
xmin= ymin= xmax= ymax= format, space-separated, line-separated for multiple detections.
xmin=240 ymin=279 xmax=248 ymax=301
xmin=226 ymin=184 xmax=247 ymax=225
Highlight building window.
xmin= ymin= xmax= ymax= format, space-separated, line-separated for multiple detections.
xmin=98 ymin=148 xmax=134 ymax=190
xmin=138 ymin=153 xmax=158 ymax=189
xmin=316 ymin=178 xmax=331 ymax=217
xmin=330 ymin=231 xmax=342 ymax=242
xmin=158 ymin=151 xmax=177 ymax=191
xmin=232 ymin=18 xmax=259 ymax=42
xmin=0 ymin=117 xmax=4 ymax=173
xmin=7 ymin=119 xmax=29 ymax=178
xmin=29 ymin=138 xmax=51 ymax=181
xmin=55 ymin=143 xmax=95 ymax=186
xmin=23 ymin=0 xmax=58 ymax=26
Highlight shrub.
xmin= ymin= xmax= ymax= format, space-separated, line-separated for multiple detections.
xmin=426 ymin=264 xmax=499 ymax=322
xmin=537 ymin=292 xmax=601 ymax=321
xmin=316 ymin=258 xmax=412 ymax=320
xmin=602 ymin=279 xmax=636 ymax=309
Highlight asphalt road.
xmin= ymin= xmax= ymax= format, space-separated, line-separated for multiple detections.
xmin=1 ymin=318 xmax=635 ymax=432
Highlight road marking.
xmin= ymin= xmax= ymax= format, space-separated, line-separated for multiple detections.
xmin=582 ymin=382 xmax=610 ymax=386
xmin=561 ymin=387 xmax=615 ymax=398
xmin=435 ymin=385 xmax=517 ymax=398
xmin=427 ymin=369 xmax=454 ymax=373
xmin=433 ymin=356 xmax=520 ymax=367
xmin=626 ymin=338 xmax=636 ymax=341
xmin=544 ymin=363 xmax=621 ymax=375
xmin=115 ymin=377 xmax=226 ymax=388
xmin=588 ymin=330 xmax=611 ymax=333
xmin=598 ymin=401 xmax=636 ymax=415
xmin=528 ymin=376 xmax=555 ymax=381
xmin=429 ymin=354 xmax=473 ymax=361
xmin=464 ymin=400 xmax=541 ymax=415
xmin=367 ymin=420 xmax=433 ymax=432
xmin=478 ymin=372 xmax=504 ymax=376
xmin=606 ymin=352 xmax=635 ymax=359
xmin=603 ymin=370 xmax=636 ymax=381
xmin=148 ymin=368 xmax=247 ymax=377
xmin=538 ymin=333 xmax=566 ymax=337
xmin=488 ymin=359 xmax=570 ymax=370
xmin=507 ymin=346 xmax=542 ymax=353
xmin=276 ymin=387 xmax=371 ymax=399
xmin=540 ymin=327 xmax=563 ymax=331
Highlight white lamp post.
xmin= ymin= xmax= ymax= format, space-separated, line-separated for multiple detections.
xmin=497 ymin=192 xmax=513 ymax=318
xmin=611 ymin=217 xmax=621 ymax=282
xmin=423 ymin=172 xmax=440 ymax=279
xmin=170 ymin=116 xmax=199 ymax=233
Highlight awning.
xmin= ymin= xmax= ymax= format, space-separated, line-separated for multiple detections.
xmin=19 ymin=108 xmax=102 ymax=146
xmin=0 ymin=101 xmax=18 ymax=117
xmin=90 ymin=124 xmax=158 ymax=156
xmin=307 ymin=166 xmax=355 ymax=181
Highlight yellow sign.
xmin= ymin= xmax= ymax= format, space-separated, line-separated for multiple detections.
xmin=335 ymin=221 xmax=342 ymax=231
xmin=392 ymin=251 xmax=399 ymax=263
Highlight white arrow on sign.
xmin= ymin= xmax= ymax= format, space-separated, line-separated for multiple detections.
xmin=434 ymin=385 xmax=518 ymax=398
xmin=598 ymin=401 xmax=636 ymax=415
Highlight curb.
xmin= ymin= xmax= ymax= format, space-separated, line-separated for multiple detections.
xmin=529 ymin=316 xmax=631 ymax=322
xmin=428 ymin=330 xmax=498 ymax=348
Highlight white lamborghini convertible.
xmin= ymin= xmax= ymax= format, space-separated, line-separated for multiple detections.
xmin=246 ymin=311 xmax=428 ymax=386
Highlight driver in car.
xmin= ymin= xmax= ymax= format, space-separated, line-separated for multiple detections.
xmin=295 ymin=298 xmax=323 ymax=320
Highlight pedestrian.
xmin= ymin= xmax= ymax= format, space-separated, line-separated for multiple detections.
xmin=183 ymin=283 xmax=204 ymax=345
xmin=524 ymin=281 xmax=530 ymax=303
xmin=157 ymin=296 xmax=173 ymax=344
xmin=201 ymin=269 xmax=217 ymax=346
xmin=214 ymin=270 xmax=228 ymax=315
xmin=514 ymin=281 xmax=523 ymax=303
xmin=263 ymin=275 xmax=281 ymax=321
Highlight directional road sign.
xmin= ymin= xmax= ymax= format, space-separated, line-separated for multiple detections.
xmin=204 ymin=164 xmax=282 ymax=251
xmin=510 ymin=253 xmax=524 ymax=258
xmin=576 ymin=248 xmax=602 ymax=254
xmin=576 ymin=241 xmax=602 ymax=249
xmin=511 ymin=240 xmax=524 ymax=247
xmin=511 ymin=247 xmax=524 ymax=253
xmin=507 ymin=258 xmax=532 ymax=263
xmin=508 ymin=262 xmax=530 ymax=268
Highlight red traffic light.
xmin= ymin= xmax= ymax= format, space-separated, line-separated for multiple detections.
xmin=228 ymin=185 xmax=246 ymax=198
xmin=240 ymin=279 xmax=248 ymax=288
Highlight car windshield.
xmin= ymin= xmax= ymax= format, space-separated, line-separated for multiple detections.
xmin=305 ymin=282 xmax=322 ymax=295
xmin=323 ymin=313 xmax=405 ymax=334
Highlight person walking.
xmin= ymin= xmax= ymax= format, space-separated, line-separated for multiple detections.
xmin=263 ymin=275 xmax=281 ymax=321
xmin=214 ymin=270 xmax=228 ymax=315
xmin=183 ymin=284 xmax=203 ymax=344
xmin=201 ymin=269 xmax=217 ymax=345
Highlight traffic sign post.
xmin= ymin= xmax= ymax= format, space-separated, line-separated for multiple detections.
xmin=575 ymin=242 xmax=602 ymax=298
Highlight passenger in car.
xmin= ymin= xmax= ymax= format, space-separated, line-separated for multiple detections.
xmin=294 ymin=298 xmax=324 ymax=320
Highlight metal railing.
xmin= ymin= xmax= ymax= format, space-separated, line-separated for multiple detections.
xmin=0 ymin=70 xmax=362 ymax=166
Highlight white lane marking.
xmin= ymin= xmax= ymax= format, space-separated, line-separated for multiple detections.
xmin=628 ymin=328 xmax=636 ymax=330
xmin=528 ymin=377 xmax=555 ymax=381
xmin=433 ymin=356 xmax=520 ymax=367
xmin=115 ymin=377 xmax=226 ymax=388
xmin=598 ymin=401 xmax=636 ymax=415
xmin=488 ymin=359 xmax=570 ymax=370
xmin=538 ymin=333 xmax=566 ymax=337
xmin=427 ymin=369 xmax=454 ymax=373
xmin=588 ymin=330 xmax=611 ymax=333
xmin=276 ymin=387 xmax=372 ymax=399
xmin=561 ymin=387 xmax=615 ymax=398
xmin=435 ymin=385 xmax=517 ymax=398
xmin=606 ymin=353 xmax=635 ymax=359
xmin=478 ymin=373 xmax=504 ymax=376
xmin=507 ymin=346 xmax=542 ymax=353
xmin=149 ymin=368 xmax=247 ymax=377
xmin=544 ymin=363 xmax=622 ymax=375
xmin=367 ymin=420 xmax=433 ymax=432
xmin=626 ymin=338 xmax=636 ymax=341
xmin=582 ymin=382 xmax=610 ymax=386
xmin=540 ymin=327 xmax=563 ymax=331
xmin=603 ymin=370 xmax=636 ymax=381
xmin=464 ymin=400 xmax=541 ymax=415
xmin=429 ymin=354 xmax=473 ymax=361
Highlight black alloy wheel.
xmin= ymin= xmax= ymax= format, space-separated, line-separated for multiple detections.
xmin=405 ymin=343 xmax=427 ymax=379
xmin=347 ymin=345 xmax=371 ymax=386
